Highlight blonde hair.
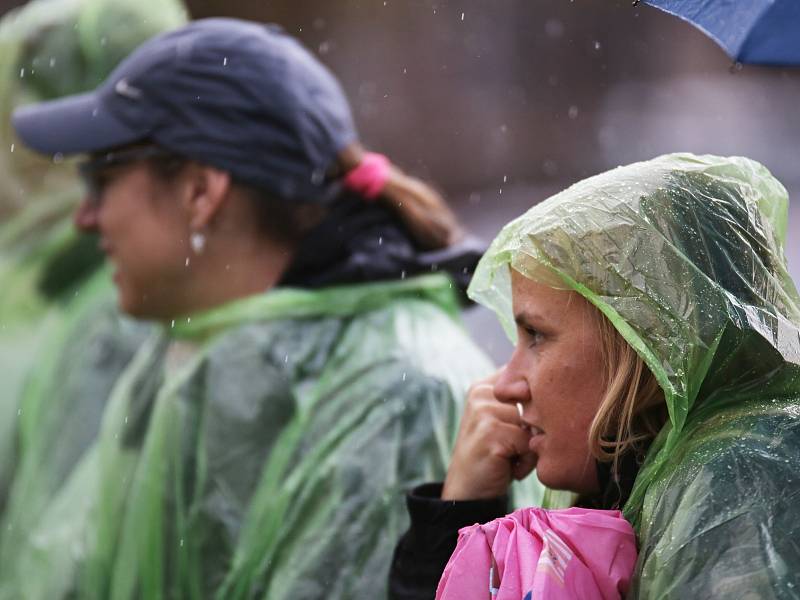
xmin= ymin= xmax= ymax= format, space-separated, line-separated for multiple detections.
xmin=338 ymin=143 xmax=463 ymax=249
xmin=588 ymin=307 xmax=667 ymax=477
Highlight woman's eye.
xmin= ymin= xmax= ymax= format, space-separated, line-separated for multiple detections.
xmin=523 ymin=327 xmax=543 ymax=347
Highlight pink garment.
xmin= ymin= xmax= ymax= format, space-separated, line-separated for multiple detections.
xmin=342 ymin=152 xmax=391 ymax=200
xmin=436 ymin=507 xmax=637 ymax=600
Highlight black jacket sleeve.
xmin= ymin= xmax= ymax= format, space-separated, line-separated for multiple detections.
xmin=388 ymin=482 xmax=509 ymax=600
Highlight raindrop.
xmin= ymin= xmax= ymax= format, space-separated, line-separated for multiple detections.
xmin=19 ymin=68 xmax=24 ymax=78
xmin=503 ymin=175 xmax=507 ymax=183
xmin=461 ymin=12 xmax=465 ymax=21
xmin=568 ymin=105 xmax=579 ymax=119
xmin=400 ymin=270 xmax=406 ymax=280
xmin=185 ymin=257 xmax=190 ymax=267
xmin=223 ymin=57 xmax=228 ymax=66
xmin=49 ymin=57 xmax=56 ymax=68
xmin=402 ymin=67 xmax=407 ymax=74
xmin=180 ymin=539 xmax=184 ymax=547
xmin=9 ymin=144 xmax=14 ymax=153
xmin=53 ymin=153 xmax=64 ymax=164
xmin=187 ymin=317 xmax=192 ymax=324
xmin=171 ymin=320 xmax=176 ymax=328
xmin=402 ymin=372 xmax=407 ymax=382
xmin=378 ymin=236 xmax=383 ymax=246
xmin=124 ymin=416 xmax=129 ymax=424
xmin=17 ymin=408 xmax=21 ymax=416
xmin=593 ymin=41 xmax=602 ymax=50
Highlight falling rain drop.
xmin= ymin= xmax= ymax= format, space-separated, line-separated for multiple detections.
xmin=461 ymin=12 xmax=465 ymax=21
xmin=19 ymin=68 xmax=24 ymax=78
xmin=594 ymin=41 xmax=602 ymax=50
xmin=568 ymin=105 xmax=579 ymax=119
xmin=9 ymin=144 xmax=14 ymax=153
xmin=223 ymin=57 xmax=228 ymax=66
xmin=49 ymin=57 xmax=56 ymax=67
xmin=171 ymin=319 xmax=176 ymax=328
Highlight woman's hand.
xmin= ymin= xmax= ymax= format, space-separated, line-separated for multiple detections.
xmin=441 ymin=370 xmax=537 ymax=501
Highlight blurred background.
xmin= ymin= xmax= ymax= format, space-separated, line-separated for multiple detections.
xmin=1 ymin=0 xmax=798 ymax=362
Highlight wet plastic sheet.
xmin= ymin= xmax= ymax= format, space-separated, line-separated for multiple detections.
xmin=469 ymin=153 xmax=800 ymax=597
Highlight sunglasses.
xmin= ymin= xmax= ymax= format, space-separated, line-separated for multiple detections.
xmin=77 ymin=145 xmax=176 ymax=203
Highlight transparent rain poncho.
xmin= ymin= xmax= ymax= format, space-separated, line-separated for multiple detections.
xmin=468 ymin=153 xmax=800 ymax=597
xmin=0 ymin=274 xmax=493 ymax=599
xmin=0 ymin=0 xmax=185 ymax=513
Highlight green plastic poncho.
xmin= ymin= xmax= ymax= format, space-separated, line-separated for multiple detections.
xmin=468 ymin=153 xmax=800 ymax=598
xmin=0 ymin=273 xmax=493 ymax=599
xmin=0 ymin=0 xmax=185 ymax=557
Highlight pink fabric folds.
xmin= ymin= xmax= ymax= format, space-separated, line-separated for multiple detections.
xmin=436 ymin=507 xmax=637 ymax=600
xmin=342 ymin=152 xmax=391 ymax=200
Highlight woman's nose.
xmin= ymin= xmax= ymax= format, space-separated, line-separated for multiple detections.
xmin=73 ymin=196 xmax=100 ymax=232
xmin=493 ymin=362 xmax=530 ymax=405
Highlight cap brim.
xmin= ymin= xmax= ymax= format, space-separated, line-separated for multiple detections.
xmin=12 ymin=91 xmax=143 ymax=156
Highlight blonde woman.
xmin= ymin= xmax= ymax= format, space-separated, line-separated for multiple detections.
xmin=391 ymin=153 xmax=800 ymax=599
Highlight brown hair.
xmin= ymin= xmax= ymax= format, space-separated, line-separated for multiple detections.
xmin=588 ymin=307 xmax=668 ymax=476
xmin=337 ymin=143 xmax=463 ymax=250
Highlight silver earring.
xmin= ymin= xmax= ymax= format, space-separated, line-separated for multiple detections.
xmin=190 ymin=231 xmax=206 ymax=255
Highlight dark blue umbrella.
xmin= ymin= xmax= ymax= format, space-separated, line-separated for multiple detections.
xmin=642 ymin=0 xmax=800 ymax=66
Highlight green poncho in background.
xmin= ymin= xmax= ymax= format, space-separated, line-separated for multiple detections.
xmin=0 ymin=274 xmax=493 ymax=599
xmin=0 ymin=0 xmax=186 ymax=514
xmin=469 ymin=153 xmax=800 ymax=598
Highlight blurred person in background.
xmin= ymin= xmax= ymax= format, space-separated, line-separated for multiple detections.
xmin=5 ymin=16 xmax=493 ymax=600
xmin=0 ymin=0 xmax=184 ymax=537
xmin=390 ymin=154 xmax=800 ymax=599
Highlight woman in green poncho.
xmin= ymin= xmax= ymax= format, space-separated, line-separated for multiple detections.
xmin=5 ymin=18 xmax=493 ymax=600
xmin=390 ymin=153 xmax=800 ymax=598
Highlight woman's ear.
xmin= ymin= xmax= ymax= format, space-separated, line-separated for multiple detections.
xmin=182 ymin=165 xmax=232 ymax=229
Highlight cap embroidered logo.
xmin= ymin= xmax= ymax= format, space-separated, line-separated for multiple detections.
xmin=114 ymin=78 xmax=143 ymax=100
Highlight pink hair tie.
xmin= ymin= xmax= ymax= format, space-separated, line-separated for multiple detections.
xmin=342 ymin=152 xmax=391 ymax=201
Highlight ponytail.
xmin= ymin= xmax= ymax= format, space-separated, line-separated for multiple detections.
xmin=338 ymin=143 xmax=463 ymax=250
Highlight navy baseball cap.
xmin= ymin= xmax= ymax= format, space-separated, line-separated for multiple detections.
xmin=12 ymin=18 xmax=358 ymax=204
